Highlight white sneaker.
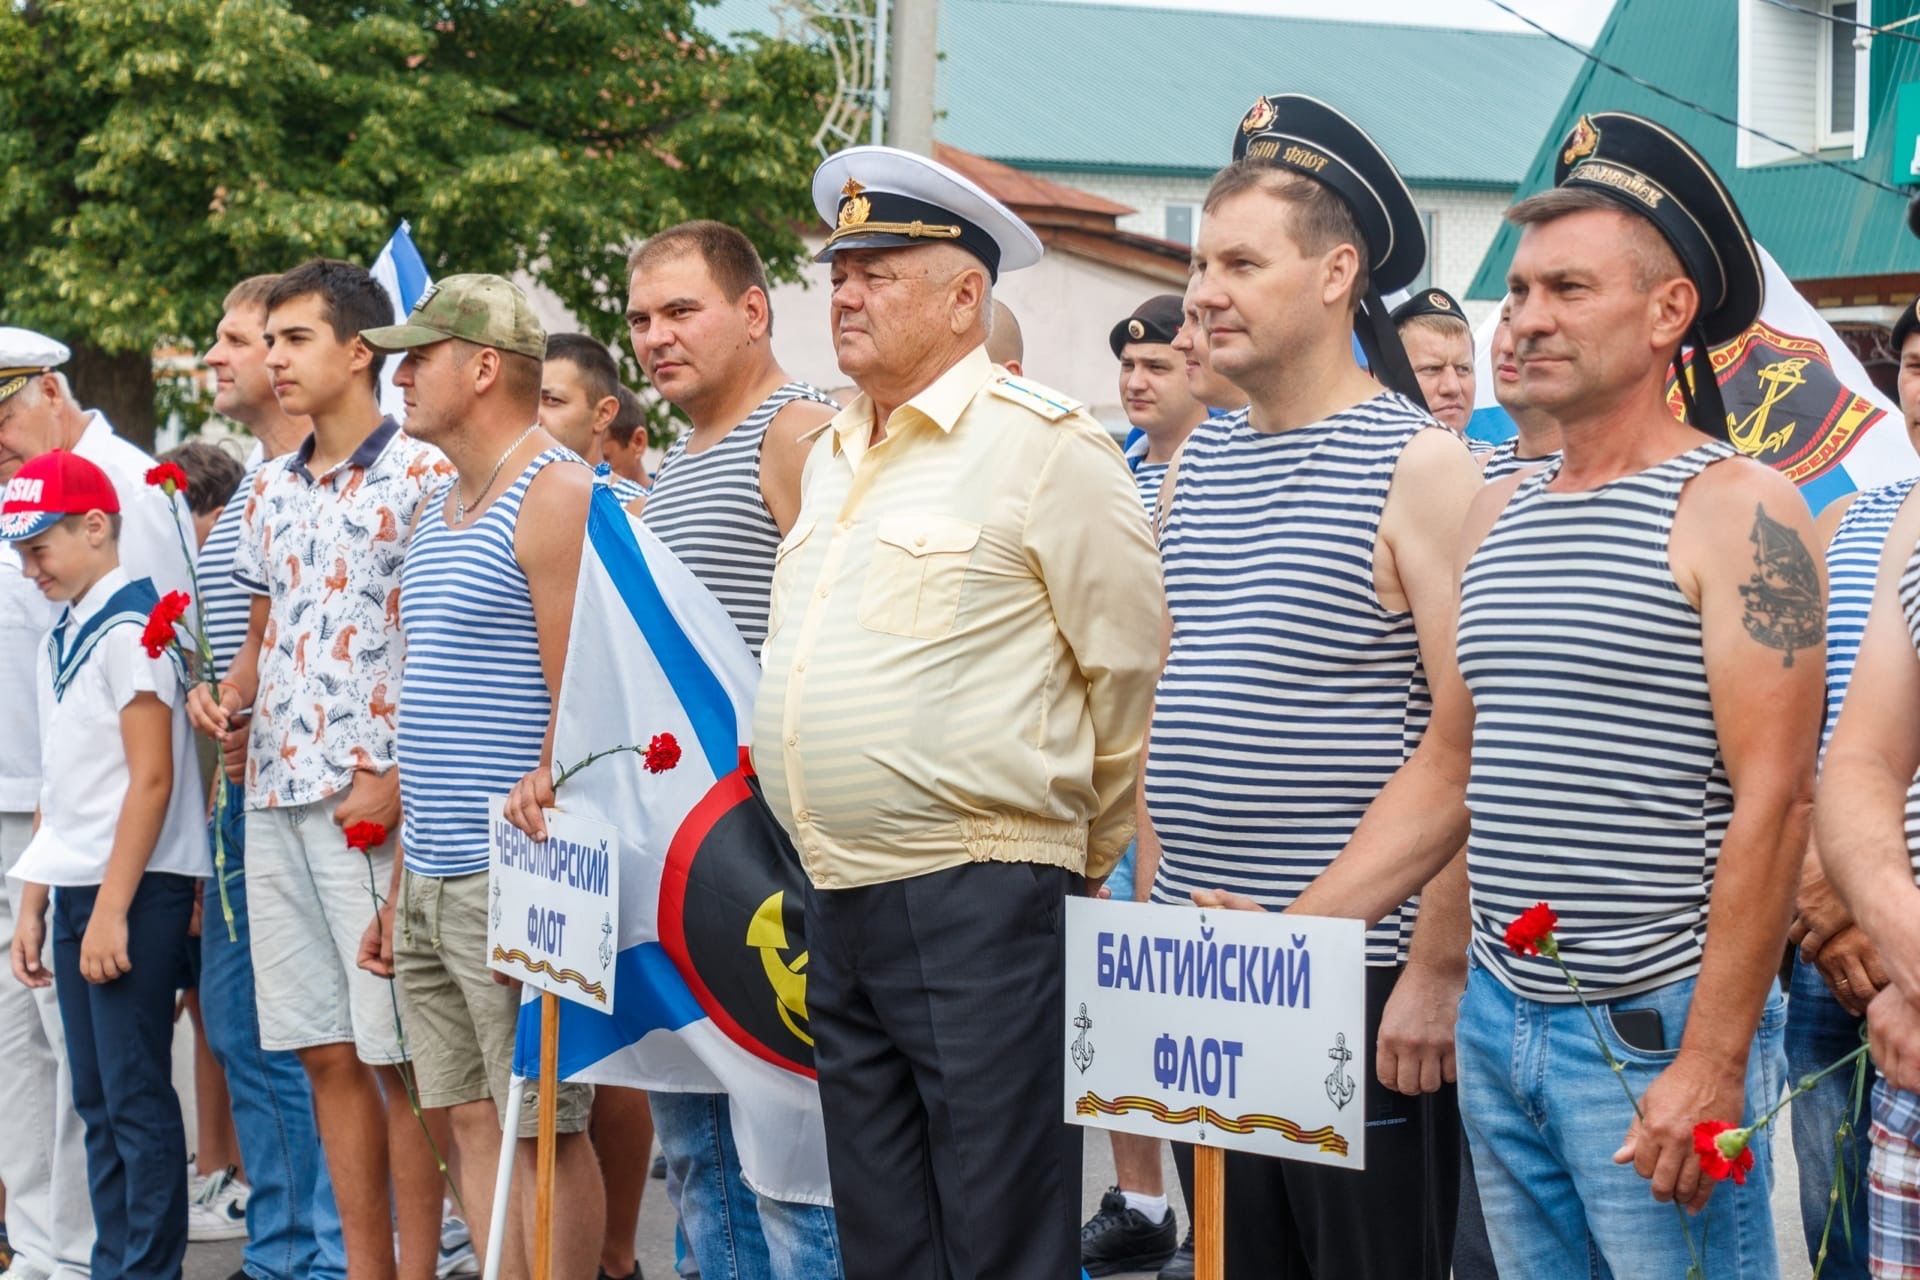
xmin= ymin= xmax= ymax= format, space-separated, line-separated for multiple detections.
xmin=438 ymin=1213 xmax=480 ymax=1278
xmin=187 ymin=1164 xmax=250 ymax=1242
xmin=0 ymin=1258 xmax=53 ymax=1280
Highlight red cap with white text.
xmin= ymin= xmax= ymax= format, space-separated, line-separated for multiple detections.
xmin=0 ymin=450 xmax=121 ymax=540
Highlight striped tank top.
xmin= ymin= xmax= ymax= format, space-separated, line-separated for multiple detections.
xmin=1134 ymin=461 xmax=1168 ymax=517
xmin=398 ymin=447 xmax=578 ymax=877
xmin=1896 ymin=533 xmax=1920 ymax=880
xmin=1146 ymin=394 xmax=1444 ymax=966
xmin=1480 ymin=440 xmax=1560 ymax=483
xmin=1825 ymin=479 xmax=1918 ymax=749
xmin=640 ymin=382 xmax=837 ymax=657
xmin=1460 ymin=442 xmax=1737 ymax=999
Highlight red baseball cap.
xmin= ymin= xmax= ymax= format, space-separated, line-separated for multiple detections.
xmin=0 ymin=450 xmax=121 ymax=541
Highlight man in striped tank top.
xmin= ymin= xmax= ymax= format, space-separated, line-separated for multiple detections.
xmin=366 ymin=273 xmax=609 ymax=1280
xmin=1145 ymin=95 xmax=1485 ymax=1279
xmin=629 ymin=221 xmax=839 ymax=661
xmin=1790 ymin=300 xmax=1920 ymax=1277
xmin=540 ymin=333 xmax=647 ymax=507
xmin=1284 ymin=114 xmax=1818 ymax=1279
xmin=1477 ymin=296 xmax=1561 ymax=482
xmin=1393 ymin=288 xmax=1477 ymax=439
xmin=623 ymin=221 xmax=846 ymax=1280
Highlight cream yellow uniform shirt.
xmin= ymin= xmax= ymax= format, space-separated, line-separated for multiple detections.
xmin=754 ymin=346 xmax=1162 ymax=889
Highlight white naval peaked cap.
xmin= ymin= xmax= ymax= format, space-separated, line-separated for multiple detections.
xmin=812 ymin=145 xmax=1044 ymax=281
xmin=0 ymin=327 xmax=70 ymax=404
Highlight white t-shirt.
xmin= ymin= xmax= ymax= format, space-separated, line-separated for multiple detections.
xmin=73 ymin=411 xmax=196 ymax=602
xmin=0 ymin=549 xmax=58 ymax=812
xmin=15 ymin=567 xmax=209 ymax=887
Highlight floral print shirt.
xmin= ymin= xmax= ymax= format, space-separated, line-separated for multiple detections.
xmin=232 ymin=418 xmax=449 ymax=809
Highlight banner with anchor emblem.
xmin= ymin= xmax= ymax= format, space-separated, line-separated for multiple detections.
xmin=508 ymin=485 xmax=830 ymax=1205
xmin=1061 ymin=898 xmax=1368 ymax=1169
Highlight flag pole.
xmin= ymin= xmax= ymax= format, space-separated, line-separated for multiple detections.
xmin=534 ymin=991 xmax=560 ymax=1280
xmin=1195 ymin=1143 xmax=1224 ymax=1280
xmin=480 ymin=1074 xmax=524 ymax=1280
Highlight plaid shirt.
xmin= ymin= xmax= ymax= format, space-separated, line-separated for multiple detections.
xmin=1872 ymin=1081 xmax=1920 ymax=1277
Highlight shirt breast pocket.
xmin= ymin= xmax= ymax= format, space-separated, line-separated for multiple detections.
xmin=767 ymin=518 xmax=817 ymax=640
xmin=857 ymin=514 xmax=982 ymax=640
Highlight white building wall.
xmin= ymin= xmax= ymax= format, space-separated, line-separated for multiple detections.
xmin=1028 ymin=169 xmax=1517 ymax=323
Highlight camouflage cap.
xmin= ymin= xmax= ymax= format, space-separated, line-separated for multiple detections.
xmin=360 ymin=273 xmax=546 ymax=361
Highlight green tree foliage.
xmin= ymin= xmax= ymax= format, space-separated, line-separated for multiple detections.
xmin=0 ymin=0 xmax=832 ymax=445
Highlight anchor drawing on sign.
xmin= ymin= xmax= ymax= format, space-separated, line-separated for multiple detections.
xmin=1070 ymin=1003 xmax=1096 ymax=1074
xmin=1326 ymin=1032 xmax=1355 ymax=1110
xmin=598 ymin=912 xmax=614 ymax=973
xmin=489 ymin=878 xmax=502 ymax=932
xmin=1727 ymin=358 xmax=1807 ymax=459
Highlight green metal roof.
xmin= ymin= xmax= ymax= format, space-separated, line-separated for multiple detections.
xmin=1466 ymin=0 xmax=1920 ymax=298
xmin=698 ymin=0 xmax=1582 ymax=187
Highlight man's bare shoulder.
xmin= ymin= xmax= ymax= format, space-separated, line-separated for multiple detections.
xmin=767 ymin=396 xmax=840 ymax=447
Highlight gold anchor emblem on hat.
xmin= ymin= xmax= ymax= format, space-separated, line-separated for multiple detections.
xmin=838 ymin=178 xmax=871 ymax=231
xmin=1563 ymin=116 xmax=1600 ymax=166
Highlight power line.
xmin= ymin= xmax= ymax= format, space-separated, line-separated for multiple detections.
xmin=1753 ymin=0 xmax=1920 ymax=47
xmin=1482 ymin=0 xmax=1910 ymax=198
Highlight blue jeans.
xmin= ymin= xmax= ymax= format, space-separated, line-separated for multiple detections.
xmin=201 ymin=796 xmax=348 ymax=1280
xmin=1105 ymin=841 xmax=1137 ymax=904
xmin=650 ymin=1091 xmax=842 ymax=1280
xmin=1458 ymin=960 xmax=1787 ymax=1280
xmin=53 ymin=873 xmax=197 ymax=1280
xmin=1785 ymin=955 xmax=1873 ymax=1277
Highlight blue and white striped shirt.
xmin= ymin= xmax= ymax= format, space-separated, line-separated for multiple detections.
xmin=1824 ymin=479 xmax=1918 ymax=750
xmin=398 ymin=447 xmax=579 ymax=877
xmin=1145 ymin=394 xmax=1444 ymax=966
xmin=199 ymin=453 xmax=263 ymax=677
xmin=1461 ymin=443 xmax=1737 ymax=1000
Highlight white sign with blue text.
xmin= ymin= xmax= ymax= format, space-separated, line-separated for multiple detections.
xmin=486 ymin=800 xmax=621 ymax=1013
xmin=1062 ymin=898 xmax=1367 ymax=1169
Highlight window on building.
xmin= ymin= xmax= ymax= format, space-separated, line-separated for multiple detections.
xmin=1738 ymin=0 xmax=1869 ymax=165
xmin=1165 ymin=203 xmax=1198 ymax=247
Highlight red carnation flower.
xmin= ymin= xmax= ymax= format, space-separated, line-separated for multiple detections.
xmin=140 ymin=590 xmax=192 ymax=658
xmin=1504 ymin=902 xmax=1559 ymax=957
xmin=146 ymin=462 xmax=189 ymax=495
xmin=1693 ymin=1120 xmax=1754 ymax=1185
xmin=644 ymin=732 xmax=681 ymax=774
xmin=342 ymin=821 xmax=388 ymax=853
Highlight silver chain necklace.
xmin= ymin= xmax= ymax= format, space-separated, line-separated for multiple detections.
xmin=453 ymin=423 xmax=539 ymax=525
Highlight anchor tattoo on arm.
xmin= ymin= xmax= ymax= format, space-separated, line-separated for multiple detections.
xmin=1736 ymin=503 xmax=1822 ymax=668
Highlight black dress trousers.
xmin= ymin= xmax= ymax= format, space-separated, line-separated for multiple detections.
xmin=804 ymin=860 xmax=1081 ymax=1280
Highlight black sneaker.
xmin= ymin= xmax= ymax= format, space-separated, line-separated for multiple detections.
xmin=1080 ymin=1187 xmax=1177 ymax=1277
xmin=651 ymin=1152 xmax=667 ymax=1179
xmin=1157 ymin=1226 xmax=1194 ymax=1280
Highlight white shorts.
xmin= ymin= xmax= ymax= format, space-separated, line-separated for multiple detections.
xmin=245 ymin=795 xmax=406 ymax=1064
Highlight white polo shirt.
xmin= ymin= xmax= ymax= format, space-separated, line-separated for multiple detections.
xmin=0 ymin=548 xmax=58 ymax=813
xmin=14 ymin=567 xmax=209 ymax=887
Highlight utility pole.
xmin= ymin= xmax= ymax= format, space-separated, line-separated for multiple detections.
xmin=884 ymin=0 xmax=938 ymax=156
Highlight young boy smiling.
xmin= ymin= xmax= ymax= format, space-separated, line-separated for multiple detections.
xmin=4 ymin=449 xmax=208 ymax=1280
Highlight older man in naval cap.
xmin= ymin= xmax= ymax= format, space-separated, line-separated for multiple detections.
xmin=751 ymin=146 xmax=1163 ymax=1279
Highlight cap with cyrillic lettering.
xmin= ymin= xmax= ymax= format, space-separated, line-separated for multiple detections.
xmin=360 ymin=274 xmax=547 ymax=361
xmin=0 ymin=449 xmax=120 ymax=541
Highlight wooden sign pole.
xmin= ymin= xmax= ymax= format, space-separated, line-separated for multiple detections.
xmin=533 ymin=991 xmax=559 ymax=1280
xmin=1194 ymin=1143 xmax=1225 ymax=1280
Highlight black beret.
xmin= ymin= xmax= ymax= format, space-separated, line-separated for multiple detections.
xmin=1391 ymin=289 xmax=1467 ymax=327
xmin=1110 ymin=294 xmax=1185 ymax=358
xmin=1553 ymin=112 xmax=1762 ymax=346
xmin=1894 ymin=294 xmax=1920 ymax=358
xmin=1232 ymin=94 xmax=1427 ymax=297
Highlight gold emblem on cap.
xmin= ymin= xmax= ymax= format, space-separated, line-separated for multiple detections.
xmin=1428 ymin=292 xmax=1449 ymax=311
xmin=1563 ymin=116 xmax=1600 ymax=167
xmin=837 ymin=178 xmax=871 ymax=231
xmin=1240 ymin=96 xmax=1277 ymax=136
xmin=1127 ymin=319 xmax=1146 ymax=340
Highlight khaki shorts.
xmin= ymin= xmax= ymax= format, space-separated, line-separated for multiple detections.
xmin=392 ymin=868 xmax=592 ymax=1136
